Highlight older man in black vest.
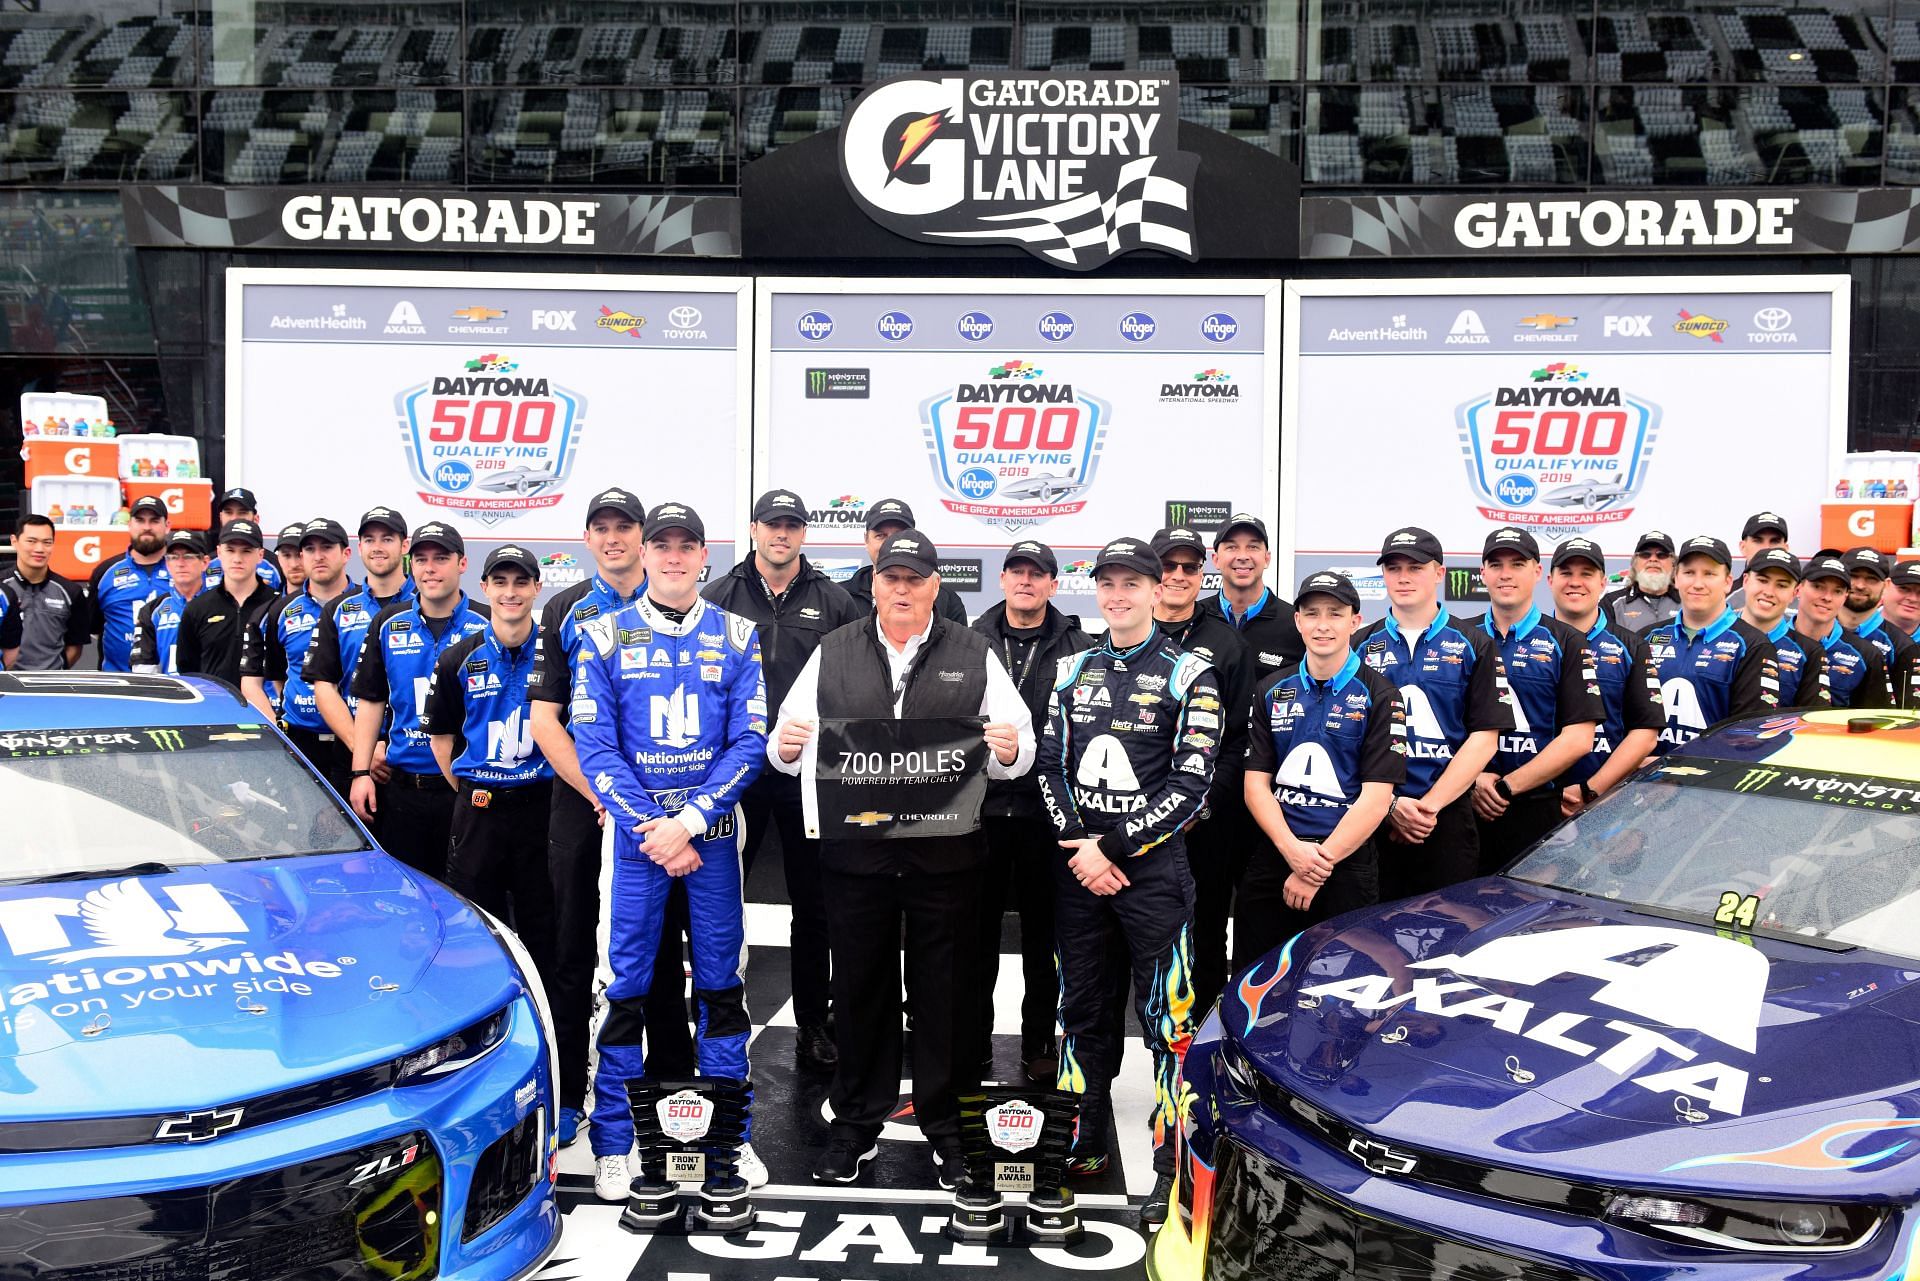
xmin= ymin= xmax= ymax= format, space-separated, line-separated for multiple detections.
xmin=768 ymin=529 xmax=1035 ymax=1190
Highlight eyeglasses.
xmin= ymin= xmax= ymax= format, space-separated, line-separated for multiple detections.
xmin=1161 ymin=558 xmax=1203 ymax=575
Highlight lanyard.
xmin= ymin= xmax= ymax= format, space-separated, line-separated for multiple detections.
xmin=1000 ymin=630 xmax=1042 ymax=691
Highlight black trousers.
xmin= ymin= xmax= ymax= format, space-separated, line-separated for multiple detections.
xmin=822 ymin=862 xmax=980 ymax=1145
xmin=379 ymin=771 xmax=454 ymax=881
xmin=1478 ymin=790 xmax=1563 ymax=877
xmin=447 ymin=782 xmax=558 ymax=1004
xmin=285 ymin=726 xmax=350 ymax=798
xmin=741 ymin=773 xmax=831 ymax=1028
xmin=547 ymin=782 xmax=695 ymax=1109
xmin=1234 ymin=840 xmax=1380 ymax=973
xmin=1187 ymin=795 xmax=1254 ymax=1016
xmin=1379 ymin=793 xmax=1481 ymax=903
xmin=979 ymin=815 xmax=1058 ymax=1056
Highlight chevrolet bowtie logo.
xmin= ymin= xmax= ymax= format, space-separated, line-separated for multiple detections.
xmin=1347 ymin=1136 xmax=1419 ymax=1177
xmin=452 ymin=305 xmax=505 ymax=322
xmin=156 ymin=1105 xmax=245 ymax=1143
xmin=1518 ymin=312 xmax=1576 ymax=330
xmin=844 ymin=811 xmax=894 ymax=827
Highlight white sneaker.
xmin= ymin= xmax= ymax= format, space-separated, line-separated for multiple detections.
xmin=736 ymin=1142 xmax=768 ymax=1190
xmin=594 ymin=1153 xmax=631 ymax=1202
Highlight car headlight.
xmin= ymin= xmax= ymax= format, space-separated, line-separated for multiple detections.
xmin=395 ymin=1007 xmax=511 ymax=1085
xmin=1606 ymin=1193 xmax=1887 ymax=1252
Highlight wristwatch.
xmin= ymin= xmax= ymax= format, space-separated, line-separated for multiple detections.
xmin=1493 ymin=776 xmax=1514 ymax=801
xmin=350 ymin=768 xmax=371 ymax=779
xmin=1579 ymin=781 xmax=1598 ymax=803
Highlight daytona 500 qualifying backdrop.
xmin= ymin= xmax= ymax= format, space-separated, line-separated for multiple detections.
xmin=756 ymin=279 xmax=1283 ymax=617
xmin=1281 ymin=275 xmax=1850 ymax=613
xmin=227 ymin=268 xmax=750 ymax=586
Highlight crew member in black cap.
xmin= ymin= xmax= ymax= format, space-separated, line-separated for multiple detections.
xmin=1150 ymin=524 xmax=1250 ymax=1019
xmin=1840 ymin=546 xmax=1920 ymax=706
xmin=1644 ymin=535 xmax=1779 ymax=753
xmin=424 ymin=543 xmax=556 ymax=997
xmin=1549 ymin=537 xmax=1666 ymax=817
xmin=1794 ymin=554 xmax=1890 ymax=709
xmin=130 ymin=529 xmax=209 ymax=676
xmin=769 ymin=527 xmax=1033 ymax=1190
xmin=702 ymin=487 xmax=863 ymax=1076
xmin=207 ymin=487 xmax=283 ymax=591
xmin=1728 ymin=511 xmax=1792 ymax=611
xmin=175 ymin=519 xmax=277 ymax=687
xmin=844 ymin=497 xmax=969 ymax=623
xmin=1469 ymin=528 xmax=1601 ymax=873
xmin=970 ymin=537 xmax=1090 ymax=1084
xmin=87 ymin=493 xmax=171 ymax=673
xmin=1601 ymin=530 xmax=1679 ymax=633
xmin=1738 ymin=549 xmax=1828 ymax=708
xmin=273 ymin=523 xmax=309 ymax=594
xmin=1240 ymin=570 xmax=1401 ymax=964
xmin=1200 ymin=512 xmax=1302 ymax=683
xmin=242 ymin=517 xmax=357 ymax=791
xmin=305 ymin=506 xmax=417 ymax=778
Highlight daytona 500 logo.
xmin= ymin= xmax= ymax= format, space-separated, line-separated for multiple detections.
xmin=919 ymin=362 xmax=1111 ymax=533
xmin=1454 ymin=364 xmax=1660 ymax=540
xmin=395 ymin=354 xmax=587 ymax=527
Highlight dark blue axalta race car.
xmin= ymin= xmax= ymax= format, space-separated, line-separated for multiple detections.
xmin=0 ymin=672 xmax=560 ymax=1279
xmin=1152 ymin=708 xmax=1920 ymax=1281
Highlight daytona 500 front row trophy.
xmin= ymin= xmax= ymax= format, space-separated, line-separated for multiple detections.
xmin=945 ymin=1089 xmax=1083 ymax=1247
xmin=621 ymin=1078 xmax=755 ymax=1234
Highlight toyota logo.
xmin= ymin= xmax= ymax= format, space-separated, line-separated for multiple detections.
xmin=1753 ymin=307 xmax=1792 ymax=333
xmin=668 ymin=305 xmax=703 ymax=329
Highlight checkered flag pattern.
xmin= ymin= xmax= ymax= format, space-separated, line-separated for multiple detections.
xmin=926 ymin=153 xmax=1201 ymax=269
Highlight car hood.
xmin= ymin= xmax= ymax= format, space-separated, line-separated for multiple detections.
xmin=1228 ymin=879 xmax=1920 ymax=1199
xmin=0 ymin=852 xmax=521 ymax=1118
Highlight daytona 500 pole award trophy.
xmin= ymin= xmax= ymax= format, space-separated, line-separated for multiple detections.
xmin=945 ymin=1089 xmax=1082 ymax=1246
xmin=621 ymin=1078 xmax=755 ymax=1234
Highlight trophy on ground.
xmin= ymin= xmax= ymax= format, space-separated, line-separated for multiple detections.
xmin=621 ymin=1077 xmax=755 ymax=1234
xmin=944 ymin=1088 xmax=1083 ymax=1246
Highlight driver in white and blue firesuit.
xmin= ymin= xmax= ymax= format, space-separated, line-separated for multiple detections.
xmin=130 ymin=529 xmax=208 ymax=676
xmin=1646 ymin=536 xmax=1779 ymax=753
xmin=568 ymin=502 xmax=769 ymax=1202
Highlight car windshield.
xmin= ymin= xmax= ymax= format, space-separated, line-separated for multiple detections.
xmin=1507 ymin=756 xmax=1920 ymax=959
xmin=0 ymin=724 xmax=369 ymax=881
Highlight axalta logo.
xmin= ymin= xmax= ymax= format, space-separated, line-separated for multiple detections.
xmin=597 ymin=307 xmax=645 ymax=338
xmin=1675 ymin=310 xmax=1728 ymax=343
xmin=877 ymin=311 xmax=915 ymax=341
xmin=663 ymin=305 xmax=707 ymax=339
xmin=1447 ymin=310 xmax=1489 ymax=345
xmin=1037 ymin=311 xmax=1076 ymax=342
xmin=1452 ymin=196 xmax=1798 ymax=250
xmin=1160 ymin=370 xmax=1238 ymax=403
xmin=796 ymin=311 xmax=834 ymax=341
xmin=957 ymin=311 xmax=995 ymax=341
xmin=1119 ymin=311 xmax=1157 ymax=342
xmin=1749 ymin=306 xmax=1796 ymax=344
xmin=384 ymin=301 xmax=427 ymax=335
xmin=1200 ymin=312 xmax=1238 ymax=342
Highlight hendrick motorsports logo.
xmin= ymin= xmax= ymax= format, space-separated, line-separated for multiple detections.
xmin=1455 ymin=363 xmax=1660 ymax=540
xmin=396 ymin=354 xmax=585 ymax=527
xmin=838 ymin=71 xmax=1199 ymax=270
xmin=920 ymin=361 xmax=1111 ymax=533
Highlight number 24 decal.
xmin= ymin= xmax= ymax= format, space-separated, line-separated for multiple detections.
xmin=1714 ymin=891 xmax=1761 ymax=931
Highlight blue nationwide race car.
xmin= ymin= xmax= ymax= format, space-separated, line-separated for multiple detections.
xmin=1152 ymin=708 xmax=1920 ymax=1281
xmin=0 ymin=672 xmax=560 ymax=1279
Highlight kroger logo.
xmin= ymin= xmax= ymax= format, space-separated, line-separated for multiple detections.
xmin=1119 ymin=312 xmax=1157 ymax=342
xmin=796 ymin=311 xmax=834 ymax=340
xmin=1496 ymin=474 xmax=1537 ymax=507
xmin=958 ymin=468 xmax=998 ymax=499
xmin=1201 ymin=313 xmax=1239 ymax=343
xmin=435 ymin=461 xmax=475 ymax=492
xmin=957 ymin=311 xmax=995 ymax=342
xmin=877 ymin=311 xmax=915 ymax=341
xmin=1037 ymin=311 xmax=1076 ymax=342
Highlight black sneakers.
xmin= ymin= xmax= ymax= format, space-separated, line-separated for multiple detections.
xmin=797 ymin=1022 xmax=839 ymax=1074
xmin=812 ymin=1136 xmax=878 ymax=1185
xmin=1140 ymin=1173 xmax=1175 ymax=1229
xmin=934 ymin=1142 xmax=968 ymax=1192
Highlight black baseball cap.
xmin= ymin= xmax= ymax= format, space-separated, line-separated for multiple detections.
xmin=1151 ymin=526 xmax=1207 ymax=560
xmin=1092 ymin=536 xmax=1160 ymax=580
xmin=1213 ymin=512 xmax=1268 ymax=548
xmin=865 ymin=498 xmax=915 ymax=531
xmin=1742 ymin=511 xmax=1790 ymax=540
xmin=218 ymin=487 xmax=258 ymax=512
xmin=483 ymin=544 xmax=541 ymax=579
xmin=128 ymin=495 xmax=168 ymax=521
xmin=752 ymin=489 xmax=807 ymax=523
xmin=1745 ymin=547 xmax=1803 ymax=582
xmin=1482 ymin=527 xmax=1540 ymax=561
xmin=1378 ymin=526 xmax=1443 ymax=565
xmin=275 ymin=522 xmax=306 ymax=550
xmin=1677 ymin=534 xmax=1731 ymax=567
xmin=642 ymin=501 xmax=705 ymax=543
xmin=1003 ymin=540 xmax=1058 ymax=576
xmin=164 ymin=529 xmax=205 ymax=555
xmin=358 ymin=506 xmax=408 ymax=537
xmin=584 ymin=486 xmax=645 ymax=524
xmin=216 ymin=519 xmax=264 ymax=549
xmin=410 ymin=521 xmax=465 ymax=556
xmin=1843 ymin=546 xmax=1890 ymax=580
xmin=874 ymin=529 xmax=938 ymax=577
xmin=1550 ymin=536 xmax=1606 ymax=571
xmin=1891 ymin=561 xmax=1920 ymax=589
xmin=1295 ymin=570 xmax=1360 ymax=610
xmin=1634 ymin=530 xmax=1676 ymax=555
xmin=1804 ymin=554 xmax=1850 ymax=586
xmin=300 ymin=518 xmax=349 ymax=548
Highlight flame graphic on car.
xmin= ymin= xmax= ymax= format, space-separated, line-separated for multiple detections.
xmin=1665 ymin=1115 xmax=1920 ymax=1172
xmin=1237 ymin=933 xmax=1298 ymax=1036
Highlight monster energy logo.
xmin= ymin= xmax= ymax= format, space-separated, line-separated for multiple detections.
xmin=144 ymin=728 xmax=186 ymax=751
xmin=1162 ymin=499 xmax=1229 ymax=531
xmin=804 ymin=368 xmax=870 ymax=400
xmin=1446 ymin=567 xmax=1489 ymax=601
xmin=1735 ymin=767 xmax=1782 ymax=793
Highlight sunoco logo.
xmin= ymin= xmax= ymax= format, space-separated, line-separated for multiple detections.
xmin=957 ymin=311 xmax=995 ymax=341
xmin=837 ymin=71 xmax=1199 ymax=271
xmin=596 ymin=307 xmax=645 ymax=338
xmin=1674 ymin=310 xmax=1728 ymax=343
xmin=1160 ymin=370 xmax=1238 ymax=403
xmin=1119 ymin=311 xmax=1157 ymax=342
xmin=796 ymin=311 xmax=834 ymax=340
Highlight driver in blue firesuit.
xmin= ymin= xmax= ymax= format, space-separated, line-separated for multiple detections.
xmin=568 ymin=502 xmax=770 ymax=1202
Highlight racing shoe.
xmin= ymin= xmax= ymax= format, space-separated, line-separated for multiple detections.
xmin=557 ymin=1106 xmax=582 ymax=1148
xmin=737 ymin=1142 xmax=769 ymax=1190
xmin=934 ymin=1141 xmax=968 ymax=1192
xmin=594 ymin=1153 xmax=632 ymax=1202
xmin=813 ymin=1136 xmax=878 ymax=1185
xmin=1139 ymin=1173 xmax=1175 ymax=1229
xmin=1065 ymin=1150 xmax=1111 ymax=1178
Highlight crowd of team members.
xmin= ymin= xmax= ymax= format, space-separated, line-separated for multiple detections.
xmin=6 ymin=484 xmax=1918 ymax=1229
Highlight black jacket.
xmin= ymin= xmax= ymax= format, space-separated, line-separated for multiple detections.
xmin=1156 ymin=606 xmax=1253 ymax=804
xmin=1199 ymin=589 xmax=1304 ymax=685
xmin=971 ymin=601 xmax=1092 ymax=817
xmin=846 ymin=563 xmax=971 ymax=625
xmin=704 ymin=555 xmax=863 ymax=714
xmin=175 ymin=581 xmax=276 ymax=688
